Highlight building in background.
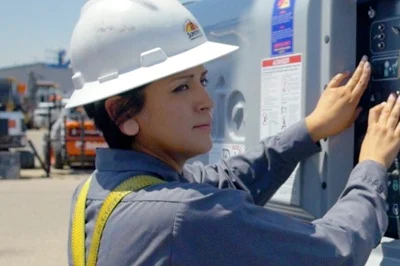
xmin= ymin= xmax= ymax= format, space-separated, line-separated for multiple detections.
xmin=0 ymin=64 xmax=73 ymax=97
xmin=0 ymin=50 xmax=74 ymax=128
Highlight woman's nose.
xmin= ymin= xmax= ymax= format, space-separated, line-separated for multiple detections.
xmin=196 ymin=85 xmax=214 ymax=112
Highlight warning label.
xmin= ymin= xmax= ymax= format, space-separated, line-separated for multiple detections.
xmin=271 ymin=0 xmax=296 ymax=56
xmin=260 ymin=53 xmax=303 ymax=205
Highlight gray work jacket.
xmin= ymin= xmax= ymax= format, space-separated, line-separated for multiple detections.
xmin=68 ymin=120 xmax=388 ymax=266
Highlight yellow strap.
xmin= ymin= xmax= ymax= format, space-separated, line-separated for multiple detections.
xmin=71 ymin=175 xmax=165 ymax=266
xmin=87 ymin=175 xmax=165 ymax=265
xmin=71 ymin=176 xmax=93 ymax=266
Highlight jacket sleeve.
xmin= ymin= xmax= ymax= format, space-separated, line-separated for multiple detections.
xmin=173 ymin=160 xmax=388 ymax=266
xmin=183 ymin=119 xmax=321 ymax=204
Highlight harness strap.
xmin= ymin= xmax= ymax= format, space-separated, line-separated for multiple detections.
xmin=71 ymin=175 xmax=165 ymax=266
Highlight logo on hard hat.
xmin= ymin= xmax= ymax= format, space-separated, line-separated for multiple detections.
xmin=185 ymin=20 xmax=202 ymax=40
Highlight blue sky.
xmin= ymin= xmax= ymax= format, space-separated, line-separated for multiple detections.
xmin=0 ymin=0 xmax=83 ymax=68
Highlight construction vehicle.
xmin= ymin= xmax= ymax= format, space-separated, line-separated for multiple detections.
xmin=0 ymin=78 xmax=27 ymax=150
xmin=181 ymin=0 xmax=400 ymax=264
xmin=23 ymin=72 xmax=62 ymax=129
xmin=32 ymin=101 xmax=63 ymax=129
xmin=0 ymin=78 xmax=35 ymax=178
xmin=43 ymin=101 xmax=107 ymax=169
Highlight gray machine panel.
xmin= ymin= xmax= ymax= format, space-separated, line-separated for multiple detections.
xmin=183 ymin=0 xmax=400 ymax=263
xmin=186 ymin=0 xmax=357 ymax=220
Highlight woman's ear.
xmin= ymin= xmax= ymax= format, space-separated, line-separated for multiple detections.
xmin=105 ymin=96 xmax=140 ymax=136
xmin=105 ymin=96 xmax=121 ymax=121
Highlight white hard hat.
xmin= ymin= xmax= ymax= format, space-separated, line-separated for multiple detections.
xmin=65 ymin=0 xmax=239 ymax=109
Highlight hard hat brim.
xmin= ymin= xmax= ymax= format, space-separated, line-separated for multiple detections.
xmin=65 ymin=41 xmax=238 ymax=109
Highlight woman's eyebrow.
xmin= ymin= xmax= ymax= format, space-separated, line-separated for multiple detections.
xmin=169 ymin=70 xmax=208 ymax=83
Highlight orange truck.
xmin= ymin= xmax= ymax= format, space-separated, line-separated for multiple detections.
xmin=43 ymin=103 xmax=107 ymax=169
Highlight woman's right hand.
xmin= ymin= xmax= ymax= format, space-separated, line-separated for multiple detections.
xmin=359 ymin=93 xmax=400 ymax=168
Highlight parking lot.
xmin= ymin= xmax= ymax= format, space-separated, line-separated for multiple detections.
xmin=0 ymin=128 xmax=92 ymax=266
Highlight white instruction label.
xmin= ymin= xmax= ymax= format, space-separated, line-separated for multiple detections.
xmin=260 ymin=54 xmax=303 ymax=205
xmin=209 ymin=143 xmax=245 ymax=163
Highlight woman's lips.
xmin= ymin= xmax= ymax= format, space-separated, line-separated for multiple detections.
xmin=193 ymin=123 xmax=212 ymax=130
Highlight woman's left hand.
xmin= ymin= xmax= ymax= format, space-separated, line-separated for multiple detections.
xmin=305 ymin=55 xmax=371 ymax=142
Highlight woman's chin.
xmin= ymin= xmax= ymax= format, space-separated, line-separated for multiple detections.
xmin=186 ymin=140 xmax=213 ymax=157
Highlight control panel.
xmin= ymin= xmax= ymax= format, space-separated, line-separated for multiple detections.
xmin=357 ymin=2 xmax=400 ymax=239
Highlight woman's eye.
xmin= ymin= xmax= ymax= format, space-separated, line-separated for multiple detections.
xmin=173 ymin=85 xmax=189 ymax=93
xmin=201 ymin=78 xmax=209 ymax=87
xmin=173 ymin=78 xmax=208 ymax=93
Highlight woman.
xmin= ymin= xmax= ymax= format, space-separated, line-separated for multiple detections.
xmin=67 ymin=0 xmax=400 ymax=265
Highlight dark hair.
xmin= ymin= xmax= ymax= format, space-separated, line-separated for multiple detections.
xmin=84 ymin=85 xmax=147 ymax=149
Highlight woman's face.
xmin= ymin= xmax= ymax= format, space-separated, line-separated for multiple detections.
xmin=134 ymin=65 xmax=214 ymax=162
